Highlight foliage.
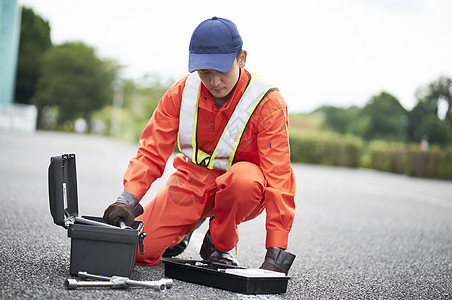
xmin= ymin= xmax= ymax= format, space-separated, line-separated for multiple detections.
xmin=410 ymin=76 xmax=452 ymax=146
xmin=19 ymin=7 xmax=452 ymax=179
xmin=119 ymin=78 xmax=164 ymax=142
xmin=315 ymin=105 xmax=358 ymax=134
xmin=365 ymin=141 xmax=452 ymax=180
xmin=315 ymin=82 xmax=452 ymax=147
xmin=288 ymin=122 xmax=452 ymax=180
xmin=35 ymin=42 xmax=119 ymax=127
xmin=414 ymin=115 xmax=452 ymax=146
xmin=289 ymin=129 xmax=363 ymax=168
xmin=403 ymin=145 xmax=452 ymax=179
xmin=361 ymin=92 xmax=408 ymax=141
xmin=364 ymin=141 xmax=406 ymax=173
xmin=14 ymin=6 xmax=52 ymax=104
xmin=288 ymin=112 xmax=323 ymax=132
xmin=406 ymin=99 xmax=436 ymax=142
xmin=122 ymin=76 xmax=167 ymax=121
xmin=316 ymin=92 xmax=409 ymax=142
xmin=91 ymin=74 xmax=168 ymax=142
xmin=315 ymin=105 xmax=371 ymax=138
xmin=416 ymin=76 xmax=452 ymax=121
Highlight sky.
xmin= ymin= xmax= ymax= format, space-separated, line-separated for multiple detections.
xmin=17 ymin=0 xmax=452 ymax=113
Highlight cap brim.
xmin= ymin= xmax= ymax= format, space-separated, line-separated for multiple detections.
xmin=189 ymin=51 xmax=238 ymax=73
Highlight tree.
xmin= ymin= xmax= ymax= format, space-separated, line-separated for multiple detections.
xmin=35 ymin=42 xmax=119 ymax=127
xmin=415 ymin=114 xmax=452 ymax=146
xmin=14 ymin=7 xmax=52 ymax=104
xmin=316 ymin=105 xmax=369 ymax=137
xmin=361 ymin=92 xmax=408 ymax=141
xmin=406 ymin=100 xmax=436 ymax=142
xmin=117 ymin=75 xmax=168 ymax=140
xmin=416 ymin=76 xmax=452 ymax=121
xmin=90 ymin=74 xmax=171 ymax=140
xmin=316 ymin=105 xmax=352 ymax=134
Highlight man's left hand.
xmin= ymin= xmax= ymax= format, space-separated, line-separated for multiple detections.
xmin=259 ymin=247 xmax=296 ymax=275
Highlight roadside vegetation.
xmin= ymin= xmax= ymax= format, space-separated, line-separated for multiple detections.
xmin=288 ymin=113 xmax=452 ymax=180
xmin=15 ymin=6 xmax=452 ymax=180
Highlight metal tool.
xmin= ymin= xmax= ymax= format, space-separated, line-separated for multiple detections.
xmin=64 ymin=271 xmax=173 ymax=292
xmin=118 ymin=218 xmax=132 ymax=230
xmin=78 ymin=271 xmax=173 ymax=289
xmin=73 ymin=216 xmax=119 ymax=229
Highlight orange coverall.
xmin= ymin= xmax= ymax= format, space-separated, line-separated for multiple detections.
xmin=123 ymin=68 xmax=296 ymax=265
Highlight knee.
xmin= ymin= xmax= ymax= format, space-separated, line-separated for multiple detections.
xmin=217 ymin=162 xmax=266 ymax=197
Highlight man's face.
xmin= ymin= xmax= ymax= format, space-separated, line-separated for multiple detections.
xmin=197 ymin=51 xmax=247 ymax=100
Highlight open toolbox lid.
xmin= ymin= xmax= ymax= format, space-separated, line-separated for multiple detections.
xmin=48 ymin=153 xmax=79 ymax=227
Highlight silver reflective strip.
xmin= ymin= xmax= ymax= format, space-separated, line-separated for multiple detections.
xmin=212 ymin=75 xmax=269 ymax=170
xmin=179 ymin=73 xmax=201 ymax=162
xmin=179 ymin=72 xmax=273 ymax=171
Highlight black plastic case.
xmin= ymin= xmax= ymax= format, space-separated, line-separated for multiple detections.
xmin=163 ymin=259 xmax=290 ymax=294
xmin=48 ymin=153 xmax=145 ymax=277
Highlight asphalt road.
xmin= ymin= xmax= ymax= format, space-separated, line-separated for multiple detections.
xmin=0 ymin=131 xmax=451 ymax=299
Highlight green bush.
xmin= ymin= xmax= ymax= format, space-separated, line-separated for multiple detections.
xmin=289 ymin=130 xmax=363 ymax=168
xmin=403 ymin=145 xmax=452 ymax=179
xmin=365 ymin=141 xmax=406 ymax=173
xmin=289 ymin=131 xmax=452 ymax=180
xmin=366 ymin=141 xmax=452 ymax=180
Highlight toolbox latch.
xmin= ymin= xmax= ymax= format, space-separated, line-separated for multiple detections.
xmin=138 ymin=226 xmax=146 ymax=255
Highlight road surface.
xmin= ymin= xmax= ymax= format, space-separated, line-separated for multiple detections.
xmin=1 ymin=131 xmax=451 ymax=299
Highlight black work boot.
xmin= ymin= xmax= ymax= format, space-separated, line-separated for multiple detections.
xmin=162 ymin=231 xmax=193 ymax=257
xmin=199 ymin=230 xmax=238 ymax=266
xmin=163 ymin=218 xmax=206 ymax=257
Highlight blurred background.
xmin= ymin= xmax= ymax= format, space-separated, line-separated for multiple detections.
xmin=1 ymin=0 xmax=451 ymax=179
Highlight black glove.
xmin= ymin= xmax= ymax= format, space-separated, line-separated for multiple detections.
xmin=259 ymin=247 xmax=296 ymax=275
xmin=103 ymin=191 xmax=144 ymax=227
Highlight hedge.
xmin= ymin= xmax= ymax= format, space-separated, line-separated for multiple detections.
xmin=289 ymin=131 xmax=452 ymax=180
xmin=289 ymin=130 xmax=363 ymax=168
xmin=366 ymin=141 xmax=452 ymax=180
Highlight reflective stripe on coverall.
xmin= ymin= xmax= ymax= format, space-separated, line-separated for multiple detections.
xmin=178 ymin=71 xmax=277 ymax=170
xmin=124 ymin=69 xmax=296 ymax=265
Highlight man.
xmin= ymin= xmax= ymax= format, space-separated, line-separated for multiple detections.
xmin=103 ymin=17 xmax=296 ymax=274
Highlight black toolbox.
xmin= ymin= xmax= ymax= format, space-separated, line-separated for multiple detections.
xmin=48 ymin=153 xmax=146 ymax=277
xmin=163 ymin=259 xmax=290 ymax=294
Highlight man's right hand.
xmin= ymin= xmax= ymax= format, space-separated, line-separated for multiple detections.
xmin=103 ymin=202 xmax=135 ymax=226
xmin=103 ymin=191 xmax=144 ymax=227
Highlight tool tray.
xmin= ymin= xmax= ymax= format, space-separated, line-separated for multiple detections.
xmin=48 ymin=153 xmax=145 ymax=277
xmin=163 ymin=259 xmax=290 ymax=294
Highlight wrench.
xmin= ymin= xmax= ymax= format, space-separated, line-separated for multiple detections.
xmin=64 ymin=271 xmax=173 ymax=291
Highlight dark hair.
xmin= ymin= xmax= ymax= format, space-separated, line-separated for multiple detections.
xmin=236 ymin=48 xmax=243 ymax=61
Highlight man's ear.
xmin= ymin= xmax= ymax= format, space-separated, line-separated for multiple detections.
xmin=238 ymin=50 xmax=247 ymax=68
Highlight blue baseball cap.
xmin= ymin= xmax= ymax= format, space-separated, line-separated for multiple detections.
xmin=189 ymin=17 xmax=243 ymax=73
